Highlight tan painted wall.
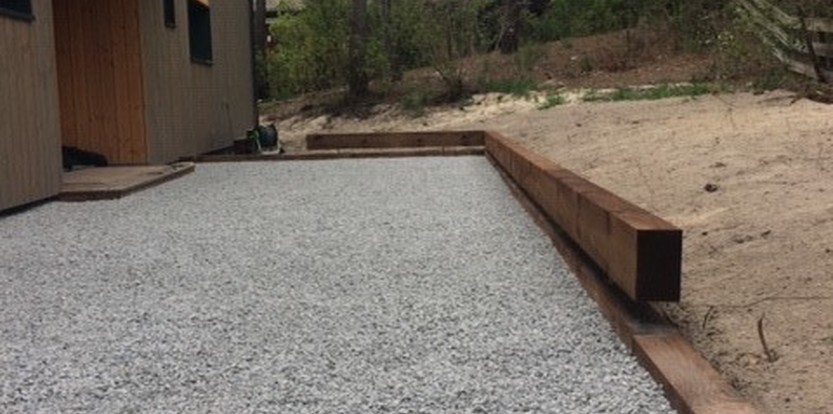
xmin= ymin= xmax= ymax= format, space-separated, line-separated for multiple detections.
xmin=0 ymin=0 xmax=62 ymax=211
xmin=140 ymin=0 xmax=255 ymax=164
xmin=53 ymin=0 xmax=147 ymax=165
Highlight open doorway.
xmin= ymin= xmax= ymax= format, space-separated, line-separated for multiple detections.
xmin=52 ymin=0 xmax=147 ymax=166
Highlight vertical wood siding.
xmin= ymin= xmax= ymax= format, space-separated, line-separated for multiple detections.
xmin=52 ymin=0 xmax=147 ymax=165
xmin=140 ymin=0 xmax=255 ymax=164
xmin=0 ymin=0 xmax=62 ymax=211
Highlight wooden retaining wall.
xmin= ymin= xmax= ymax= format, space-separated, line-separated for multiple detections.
xmin=299 ymin=129 xmax=681 ymax=302
xmin=484 ymin=131 xmax=681 ymax=302
xmin=306 ymin=130 xmax=485 ymax=150
xmin=496 ymin=162 xmax=760 ymax=414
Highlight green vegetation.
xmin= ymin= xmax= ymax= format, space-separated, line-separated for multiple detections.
xmin=481 ymin=78 xmax=538 ymax=97
xmin=400 ymin=90 xmax=428 ymax=118
xmin=256 ymin=0 xmax=805 ymax=107
xmin=582 ymin=83 xmax=714 ymax=102
xmin=752 ymin=69 xmax=788 ymax=93
xmin=771 ymin=0 xmax=831 ymax=18
xmin=265 ymin=0 xmax=351 ymax=99
xmin=538 ymin=93 xmax=567 ymax=109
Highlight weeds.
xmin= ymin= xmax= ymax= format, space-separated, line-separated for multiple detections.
xmin=579 ymin=55 xmax=595 ymax=74
xmin=481 ymin=78 xmax=538 ymax=97
xmin=752 ymin=69 xmax=787 ymax=93
xmin=582 ymin=83 xmax=714 ymax=102
xmin=538 ymin=93 xmax=567 ymax=109
xmin=400 ymin=91 xmax=428 ymax=117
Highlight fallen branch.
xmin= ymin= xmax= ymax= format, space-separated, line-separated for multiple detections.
xmin=757 ymin=314 xmax=777 ymax=363
xmin=702 ymin=306 xmax=716 ymax=330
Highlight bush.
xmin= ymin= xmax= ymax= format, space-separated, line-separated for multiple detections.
xmin=582 ymin=83 xmax=714 ymax=102
xmin=267 ymin=0 xmax=350 ymax=99
xmin=482 ymin=78 xmax=538 ymax=96
xmin=265 ymin=0 xmax=488 ymax=101
xmin=400 ymin=90 xmax=428 ymax=117
xmin=261 ymin=0 xmax=738 ymax=102
xmin=538 ymin=93 xmax=567 ymax=109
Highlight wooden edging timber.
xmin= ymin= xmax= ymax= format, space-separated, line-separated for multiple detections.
xmin=186 ymin=146 xmax=484 ymax=163
xmin=484 ymin=131 xmax=681 ymax=302
xmin=198 ymin=129 xmax=679 ymax=301
xmin=487 ymin=153 xmax=762 ymax=414
xmin=306 ymin=130 xmax=485 ymax=150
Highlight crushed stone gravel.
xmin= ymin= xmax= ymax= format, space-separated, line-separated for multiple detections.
xmin=0 ymin=157 xmax=675 ymax=413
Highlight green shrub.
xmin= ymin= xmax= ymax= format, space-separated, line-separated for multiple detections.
xmin=582 ymin=83 xmax=714 ymax=102
xmin=538 ymin=93 xmax=567 ymax=109
xmin=400 ymin=90 xmax=428 ymax=117
xmin=482 ymin=78 xmax=538 ymax=97
xmin=267 ymin=0 xmax=350 ymax=99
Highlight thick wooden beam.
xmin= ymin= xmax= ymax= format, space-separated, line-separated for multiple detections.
xmin=186 ymin=146 xmax=485 ymax=163
xmin=490 ymin=155 xmax=761 ymax=414
xmin=306 ymin=130 xmax=485 ymax=150
xmin=484 ymin=131 xmax=681 ymax=302
xmin=634 ymin=333 xmax=762 ymax=414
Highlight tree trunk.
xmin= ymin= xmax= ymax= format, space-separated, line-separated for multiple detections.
xmin=381 ymin=0 xmax=402 ymax=81
xmin=253 ymin=0 xmax=269 ymax=99
xmin=348 ymin=0 xmax=370 ymax=100
xmin=253 ymin=0 xmax=267 ymax=53
xmin=499 ymin=0 xmax=521 ymax=54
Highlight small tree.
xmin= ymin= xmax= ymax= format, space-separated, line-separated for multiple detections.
xmin=499 ymin=0 xmax=522 ymax=54
xmin=347 ymin=0 xmax=370 ymax=101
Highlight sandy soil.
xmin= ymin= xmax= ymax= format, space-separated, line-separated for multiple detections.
xmin=274 ymin=90 xmax=833 ymax=414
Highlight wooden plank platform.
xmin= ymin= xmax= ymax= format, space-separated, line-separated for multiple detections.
xmin=306 ymin=130 xmax=485 ymax=150
xmin=59 ymin=162 xmax=195 ymax=202
xmin=488 ymin=154 xmax=762 ymax=414
xmin=187 ymin=146 xmax=485 ymax=163
xmin=484 ymin=130 xmax=682 ymax=302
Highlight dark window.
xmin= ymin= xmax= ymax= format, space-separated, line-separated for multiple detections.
xmin=0 ymin=0 xmax=33 ymax=21
xmin=163 ymin=0 xmax=176 ymax=28
xmin=187 ymin=0 xmax=213 ymax=64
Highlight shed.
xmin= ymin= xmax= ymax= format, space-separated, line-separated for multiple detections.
xmin=0 ymin=0 xmax=255 ymax=211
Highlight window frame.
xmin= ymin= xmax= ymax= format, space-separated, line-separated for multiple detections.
xmin=163 ymin=0 xmax=176 ymax=28
xmin=187 ymin=0 xmax=213 ymax=65
xmin=0 ymin=0 xmax=34 ymax=22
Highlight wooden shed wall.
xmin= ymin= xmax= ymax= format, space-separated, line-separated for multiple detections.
xmin=139 ymin=0 xmax=255 ymax=164
xmin=0 ymin=0 xmax=62 ymax=211
xmin=52 ymin=0 xmax=148 ymax=165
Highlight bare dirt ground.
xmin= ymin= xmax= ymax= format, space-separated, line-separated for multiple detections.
xmin=262 ymin=32 xmax=833 ymax=414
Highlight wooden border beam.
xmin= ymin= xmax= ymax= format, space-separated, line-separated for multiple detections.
xmin=488 ymin=153 xmax=761 ymax=414
xmin=484 ymin=131 xmax=681 ymax=302
xmin=185 ymin=146 xmax=484 ymax=163
xmin=306 ymin=130 xmax=485 ymax=150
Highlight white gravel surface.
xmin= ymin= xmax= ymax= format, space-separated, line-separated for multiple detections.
xmin=0 ymin=157 xmax=674 ymax=413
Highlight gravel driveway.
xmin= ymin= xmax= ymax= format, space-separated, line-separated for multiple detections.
xmin=0 ymin=157 xmax=674 ymax=413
